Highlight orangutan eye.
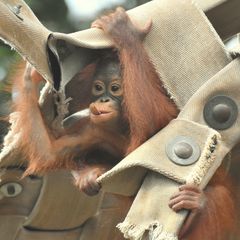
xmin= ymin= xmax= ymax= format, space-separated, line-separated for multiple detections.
xmin=110 ymin=82 xmax=122 ymax=96
xmin=111 ymin=85 xmax=120 ymax=92
xmin=95 ymin=84 xmax=103 ymax=91
xmin=92 ymin=81 xmax=105 ymax=96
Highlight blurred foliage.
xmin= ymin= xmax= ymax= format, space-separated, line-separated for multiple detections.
xmin=24 ymin=0 xmax=75 ymax=32
xmin=0 ymin=47 xmax=18 ymax=117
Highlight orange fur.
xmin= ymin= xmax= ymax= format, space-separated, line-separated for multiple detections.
xmin=180 ymin=170 xmax=236 ymax=240
xmin=120 ymin=42 xmax=178 ymax=153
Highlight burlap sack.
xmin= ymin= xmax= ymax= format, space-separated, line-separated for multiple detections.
xmin=0 ymin=0 xmax=239 ymax=239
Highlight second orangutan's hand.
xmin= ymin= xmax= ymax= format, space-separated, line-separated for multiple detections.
xmin=168 ymin=184 xmax=206 ymax=212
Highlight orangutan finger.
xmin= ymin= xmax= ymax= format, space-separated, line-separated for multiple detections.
xmin=91 ymin=20 xmax=103 ymax=29
xmin=179 ymin=184 xmax=201 ymax=193
xmin=24 ymin=63 xmax=33 ymax=83
xmin=170 ymin=190 xmax=198 ymax=200
xmin=80 ymin=177 xmax=99 ymax=196
xmin=169 ymin=195 xmax=197 ymax=208
xmin=31 ymin=69 xmax=43 ymax=83
xmin=142 ymin=19 xmax=152 ymax=34
xmin=116 ymin=7 xmax=125 ymax=14
xmin=171 ymin=200 xmax=198 ymax=212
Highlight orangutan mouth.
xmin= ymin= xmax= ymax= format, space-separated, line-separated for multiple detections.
xmin=90 ymin=104 xmax=111 ymax=116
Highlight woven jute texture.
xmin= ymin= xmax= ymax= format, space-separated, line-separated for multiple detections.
xmin=0 ymin=0 xmax=237 ymax=239
xmin=0 ymin=0 xmax=51 ymax=81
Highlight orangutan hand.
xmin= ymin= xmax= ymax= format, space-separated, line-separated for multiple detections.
xmin=91 ymin=7 xmax=152 ymax=48
xmin=72 ymin=164 xmax=111 ymax=196
xmin=169 ymin=184 xmax=206 ymax=212
xmin=23 ymin=63 xmax=43 ymax=100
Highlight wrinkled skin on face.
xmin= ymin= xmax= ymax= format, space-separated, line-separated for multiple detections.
xmin=89 ymin=60 xmax=123 ymax=128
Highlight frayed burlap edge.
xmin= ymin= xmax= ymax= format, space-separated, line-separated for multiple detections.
xmin=186 ymin=133 xmax=221 ymax=185
xmin=117 ymin=221 xmax=177 ymax=240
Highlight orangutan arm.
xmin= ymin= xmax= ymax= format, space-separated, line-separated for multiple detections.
xmin=91 ymin=7 xmax=178 ymax=153
xmin=14 ymin=64 xmax=83 ymax=174
xmin=14 ymin=64 xmax=57 ymax=172
xmin=169 ymin=173 xmax=236 ymax=240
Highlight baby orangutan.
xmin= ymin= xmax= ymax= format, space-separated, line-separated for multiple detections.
xmin=68 ymin=55 xmax=129 ymax=195
xmin=15 ymin=55 xmax=129 ymax=196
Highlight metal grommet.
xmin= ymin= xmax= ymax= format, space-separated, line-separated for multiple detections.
xmin=174 ymin=142 xmax=193 ymax=159
xmin=166 ymin=136 xmax=201 ymax=166
xmin=204 ymin=95 xmax=238 ymax=130
xmin=0 ymin=182 xmax=23 ymax=198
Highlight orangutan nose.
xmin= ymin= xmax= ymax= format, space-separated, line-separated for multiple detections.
xmin=100 ymin=97 xmax=110 ymax=103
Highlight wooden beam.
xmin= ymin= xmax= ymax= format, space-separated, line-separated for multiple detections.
xmin=198 ymin=0 xmax=240 ymax=40
xmin=197 ymin=0 xmax=227 ymax=11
